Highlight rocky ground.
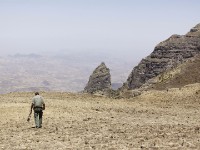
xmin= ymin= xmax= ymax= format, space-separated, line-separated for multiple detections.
xmin=1 ymin=84 xmax=200 ymax=149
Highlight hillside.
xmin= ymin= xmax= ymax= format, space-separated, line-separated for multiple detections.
xmin=125 ymin=23 xmax=200 ymax=90
xmin=150 ymin=55 xmax=200 ymax=90
xmin=1 ymin=84 xmax=200 ymax=149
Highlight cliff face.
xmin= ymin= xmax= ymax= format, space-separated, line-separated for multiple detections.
xmin=84 ymin=62 xmax=111 ymax=93
xmin=126 ymin=23 xmax=200 ymax=89
xmin=150 ymin=55 xmax=200 ymax=90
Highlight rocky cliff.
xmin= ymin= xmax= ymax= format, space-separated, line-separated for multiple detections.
xmin=125 ymin=23 xmax=200 ymax=90
xmin=84 ymin=62 xmax=111 ymax=93
xmin=147 ymin=54 xmax=200 ymax=90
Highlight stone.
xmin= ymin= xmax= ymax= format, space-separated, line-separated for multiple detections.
xmin=84 ymin=62 xmax=111 ymax=93
xmin=125 ymin=23 xmax=200 ymax=90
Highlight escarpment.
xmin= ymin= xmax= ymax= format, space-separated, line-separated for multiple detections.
xmin=125 ymin=23 xmax=200 ymax=90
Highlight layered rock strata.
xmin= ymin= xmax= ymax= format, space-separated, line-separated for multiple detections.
xmin=126 ymin=23 xmax=200 ymax=89
xmin=84 ymin=62 xmax=111 ymax=93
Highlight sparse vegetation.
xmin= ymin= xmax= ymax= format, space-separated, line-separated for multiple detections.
xmin=151 ymin=55 xmax=200 ymax=90
xmin=1 ymin=84 xmax=200 ymax=149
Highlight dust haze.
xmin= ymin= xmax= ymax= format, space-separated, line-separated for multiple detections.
xmin=0 ymin=51 xmax=138 ymax=94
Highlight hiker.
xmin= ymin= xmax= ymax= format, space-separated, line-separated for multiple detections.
xmin=30 ymin=92 xmax=45 ymax=128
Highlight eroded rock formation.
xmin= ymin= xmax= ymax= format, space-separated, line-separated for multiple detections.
xmin=84 ymin=62 xmax=111 ymax=93
xmin=125 ymin=23 xmax=200 ymax=89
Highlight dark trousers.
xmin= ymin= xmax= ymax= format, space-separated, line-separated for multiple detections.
xmin=34 ymin=108 xmax=43 ymax=128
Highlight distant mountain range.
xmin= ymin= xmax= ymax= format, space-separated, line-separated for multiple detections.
xmin=0 ymin=52 xmax=136 ymax=94
xmin=2 ymin=23 xmax=200 ymax=94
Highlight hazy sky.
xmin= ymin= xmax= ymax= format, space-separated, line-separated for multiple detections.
xmin=0 ymin=0 xmax=200 ymax=60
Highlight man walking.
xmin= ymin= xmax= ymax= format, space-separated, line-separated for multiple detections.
xmin=30 ymin=92 xmax=45 ymax=128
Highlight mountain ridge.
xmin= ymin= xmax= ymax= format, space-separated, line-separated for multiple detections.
xmin=124 ymin=23 xmax=200 ymax=90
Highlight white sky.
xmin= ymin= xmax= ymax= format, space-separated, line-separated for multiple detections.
xmin=0 ymin=0 xmax=200 ymax=61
